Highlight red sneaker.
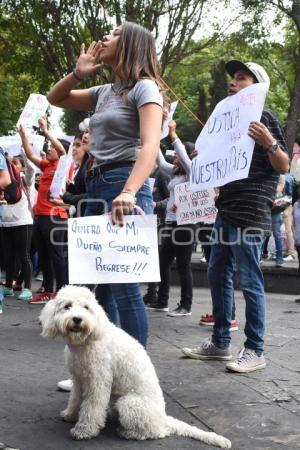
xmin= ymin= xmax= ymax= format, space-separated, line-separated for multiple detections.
xmin=229 ymin=319 xmax=239 ymax=332
xmin=199 ymin=313 xmax=214 ymax=326
xmin=29 ymin=292 xmax=56 ymax=304
xmin=199 ymin=314 xmax=239 ymax=331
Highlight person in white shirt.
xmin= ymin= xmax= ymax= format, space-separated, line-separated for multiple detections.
xmin=1 ymin=153 xmax=35 ymax=301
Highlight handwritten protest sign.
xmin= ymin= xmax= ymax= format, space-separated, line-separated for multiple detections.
xmin=161 ymin=101 xmax=178 ymax=139
xmin=175 ymin=182 xmax=217 ymax=225
xmin=68 ymin=215 xmax=160 ymax=284
xmin=0 ymin=134 xmax=45 ymax=157
xmin=50 ymin=148 xmax=73 ymax=197
xmin=17 ymin=94 xmax=49 ymax=129
xmin=190 ymin=83 xmax=268 ymax=190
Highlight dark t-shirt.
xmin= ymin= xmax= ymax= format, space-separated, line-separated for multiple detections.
xmin=216 ymin=109 xmax=288 ymax=233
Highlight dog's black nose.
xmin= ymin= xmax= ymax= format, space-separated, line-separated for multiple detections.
xmin=73 ymin=317 xmax=82 ymax=325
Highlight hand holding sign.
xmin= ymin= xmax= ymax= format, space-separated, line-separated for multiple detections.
xmin=248 ymin=121 xmax=275 ymax=148
xmin=161 ymin=102 xmax=178 ymax=140
xmin=68 ymin=214 xmax=160 ymax=284
xmin=111 ymin=191 xmax=136 ymax=227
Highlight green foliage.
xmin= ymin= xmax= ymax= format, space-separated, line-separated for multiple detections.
xmin=0 ymin=0 xmax=298 ymax=142
xmin=61 ymin=109 xmax=90 ymax=136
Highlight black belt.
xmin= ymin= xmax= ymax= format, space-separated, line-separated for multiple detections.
xmin=87 ymin=161 xmax=135 ymax=179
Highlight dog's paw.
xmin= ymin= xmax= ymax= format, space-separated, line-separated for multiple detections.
xmin=70 ymin=424 xmax=99 ymax=440
xmin=60 ymin=409 xmax=78 ymax=423
xmin=218 ymin=437 xmax=232 ymax=449
xmin=211 ymin=434 xmax=232 ymax=449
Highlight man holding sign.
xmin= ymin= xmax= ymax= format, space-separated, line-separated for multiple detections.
xmin=182 ymin=60 xmax=289 ymax=373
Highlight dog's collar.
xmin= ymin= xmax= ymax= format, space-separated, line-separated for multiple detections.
xmin=67 ymin=343 xmax=80 ymax=352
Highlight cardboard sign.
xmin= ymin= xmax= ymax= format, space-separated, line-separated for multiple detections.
xmin=16 ymin=94 xmax=49 ymax=129
xmin=175 ymin=182 xmax=217 ymax=225
xmin=68 ymin=215 xmax=160 ymax=284
xmin=161 ymin=101 xmax=178 ymax=139
xmin=50 ymin=150 xmax=73 ymax=197
xmin=190 ymin=83 xmax=268 ymax=190
xmin=0 ymin=134 xmax=45 ymax=157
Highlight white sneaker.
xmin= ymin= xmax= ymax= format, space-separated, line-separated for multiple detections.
xmin=57 ymin=379 xmax=73 ymax=391
xmin=283 ymin=255 xmax=295 ymax=262
xmin=226 ymin=348 xmax=266 ymax=373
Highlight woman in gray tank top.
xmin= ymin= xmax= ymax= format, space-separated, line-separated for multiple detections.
xmin=47 ymin=21 xmax=167 ymax=347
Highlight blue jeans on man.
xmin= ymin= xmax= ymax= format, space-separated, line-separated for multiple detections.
xmin=208 ymin=214 xmax=265 ymax=355
xmin=85 ymin=166 xmax=153 ymax=347
xmin=271 ymin=212 xmax=283 ymax=265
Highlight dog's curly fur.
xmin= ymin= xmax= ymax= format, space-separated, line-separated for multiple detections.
xmin=40 ymin=285 xmax=231 ymax=448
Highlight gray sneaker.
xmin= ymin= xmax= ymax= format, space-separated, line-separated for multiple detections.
xmin=181 ymin=338 xmax=232 ymax=361
xmin=226 ymin=348 xmax=266 ymax=373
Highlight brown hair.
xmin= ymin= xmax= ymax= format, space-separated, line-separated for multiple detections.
xmin=114 ymin=21 xmax=169 ymax=115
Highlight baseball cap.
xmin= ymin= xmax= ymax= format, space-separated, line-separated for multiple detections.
xmin=79 ymin=118 xmax=90 ymax=132
xmin=225 ymin=60 xmax=270 ymax=86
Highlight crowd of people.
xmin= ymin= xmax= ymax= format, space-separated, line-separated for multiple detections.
xmin=0 ymin=22 xmax=299 ymax=383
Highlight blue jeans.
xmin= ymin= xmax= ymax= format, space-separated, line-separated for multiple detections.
xmin=208 ymin=215 xmax=266 ymax=354
xmin=271 ymin=212 xmax=283 ymax=264
xmin=85 ymin=167 xmax=153 ymax=347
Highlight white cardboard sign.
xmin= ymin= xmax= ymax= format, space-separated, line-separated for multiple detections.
xmin=190 ymin=83 xmax=268 ymax=190
xmin=0 ymin=134 xmax=45 ymax=157
xmin=50 ymin=149 xmax=73 ymax=197
xmin=175 ymin=182 xmax=217 ymax=225
xmin=161 ymin=101 xmax=178 ymax=139
xmin=16 ymin=94 xmax=49 ymax=129
xmin=68 ymin=215 xmax=160 ymax=284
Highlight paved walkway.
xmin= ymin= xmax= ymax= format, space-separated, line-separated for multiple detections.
xmin=1 ymin=285 xmax=300 ymax=449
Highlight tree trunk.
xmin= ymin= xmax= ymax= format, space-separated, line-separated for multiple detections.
xmin=285 ymin=51 xmax=300 ymax=155
xmin=284 ymin=1 xmax=300 ymax=155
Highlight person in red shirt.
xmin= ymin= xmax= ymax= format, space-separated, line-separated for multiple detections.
xmin=19 ymin=117 xmax=71 ymax=303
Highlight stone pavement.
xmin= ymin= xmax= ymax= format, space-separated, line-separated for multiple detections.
xmin=1 ymin=284 xmax=300 ymax=450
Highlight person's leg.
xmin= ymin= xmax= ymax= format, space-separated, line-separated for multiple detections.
xmin=295 ymin=245 xmax=300 ymax=303
xmin=181 ymin=215 xmax=235 ymax=360
xmin=85 ymin=168 xmax=152 ymax=346
xmin=34 ymin=217 xmax=54 ymax=293
xmin=2 ymin=227 xmax=15 ymax=289
xmin=95 ymin=284 xmax=118 ymax=323
xmin=197 ymin=223 xmax=213 ymax=262
xmin=143 ymin=282 xmax=158 ymax=304
xmin=173 ymin=225 xmax=194 ymax=311
xmin=45 ymin=216 xmax=68 ymax=292
xmin=156 ymin=226 xmax=175 ymax=308
xmin=110 ymin=282 xmax=148 ymax=347
xmin=271 ymin=213 xmax=283 ymax=265
xmin=233 ymin=231 xmax=265 ymax=355
xmin=261 ymin=235 xmax=270 ymax=259
xmin=13 ymin=225 xmax=33 ymax=290
xmin=283 ymin=205 xmax=296 ymax=257
xmin=296 ymin=245 xmax=300 ymax=276
xmin=209 ymin=216 xmax=235 ymax=348
xmin=225 ymin=231 xmax=267 ymax=372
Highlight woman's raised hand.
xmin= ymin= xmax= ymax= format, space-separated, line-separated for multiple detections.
xmin=75 ymin=41 xmax=104 ymax=79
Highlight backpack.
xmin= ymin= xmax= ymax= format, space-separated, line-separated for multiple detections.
xmin=0 ymin=150 xmax=23 ymax=204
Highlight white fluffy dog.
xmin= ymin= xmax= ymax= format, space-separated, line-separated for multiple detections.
xmin=40 ymin=285 xmax=231 ymax=448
